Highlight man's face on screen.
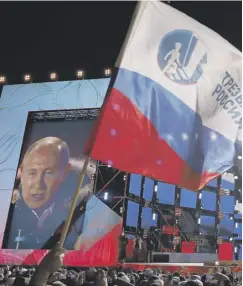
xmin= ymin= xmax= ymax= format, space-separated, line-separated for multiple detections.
xmin=20 ymin=146 xmax=69 ymax=210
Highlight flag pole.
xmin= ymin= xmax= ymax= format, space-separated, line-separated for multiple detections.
xmin=59 ymin=155 xmax=90 ymax=248
xmin=58 ymin=1 xmax=146 ymax=249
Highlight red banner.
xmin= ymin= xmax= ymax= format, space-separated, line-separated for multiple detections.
xmin=181 ymin=241 xmax=197 ymax=253
xmin=218 ymin=242 xmax=233 ymax=261
xmin=162 ymin=225 xmax=179 ymax=235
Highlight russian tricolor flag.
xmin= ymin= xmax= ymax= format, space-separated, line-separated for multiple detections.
xmin=85 ymin=1 xmax=242 ymax=190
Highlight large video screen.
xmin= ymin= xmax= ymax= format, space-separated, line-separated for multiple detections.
xmin=141 ymin=207 xmax=158 ymax=228
xmin=3 ymin=113 xmax=97 ymax=250
xmin=180 ymin=188 xmax=197 ymax=208
xmin=157 ymin=182 xmax=175 ymax=205
xmin=1 ymin=110 xmax=122 ymax=265
xmin=129 ymin=174 xmax=142 ymax=196
xmin=126 ymin=201 xmax=139 ymax=227
xmin=220 ymin=195 xmax=235 ymax=214
xmin=201 ymin=190 xmax=217 ymax=211
xmin=143 ymin=178 xmax=154 ymax=201
xmin=0 ymin=79 xmax=123 ymax=266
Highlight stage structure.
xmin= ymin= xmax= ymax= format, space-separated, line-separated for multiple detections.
xmin=0 ymin=108 xmax=123 ymax=266
xmin=93 ymin=162 xmax=127 ymax=220
xmin=94 ymin=163 xmax=242 ymax=263
xmin=0 ymin=79 xmax=241 ymax=266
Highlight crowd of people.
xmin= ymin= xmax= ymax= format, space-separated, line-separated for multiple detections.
xmin=0 ymin=264 xmax=241 ymax=286
xmin=0 ymin=245 xmax=241 ymax=286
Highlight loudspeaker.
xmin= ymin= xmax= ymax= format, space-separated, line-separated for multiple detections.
xmin=153 ymin=254 xmax=170 ymax=263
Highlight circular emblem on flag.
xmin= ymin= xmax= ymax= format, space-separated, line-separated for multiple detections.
xmin=158 ymin=29 xmax=207 ymax=85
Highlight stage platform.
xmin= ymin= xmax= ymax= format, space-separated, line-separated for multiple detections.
xmin=151 ymin=252 xmax=218 ymax=263
xmin=123 ymin=263 xmax=242 ymax=274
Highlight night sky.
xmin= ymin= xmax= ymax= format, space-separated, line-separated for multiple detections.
xmin=0 ymin=1 xmax=241 ymax=84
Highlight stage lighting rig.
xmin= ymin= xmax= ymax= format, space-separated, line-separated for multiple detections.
xmin=76 ymin=70 xmax=84 ymax=79
xmin=152 ymin=213 xmax=157 ymax=220
xmin=49 ymin=72 xmax=57 ymax=81
xmin=104 ymin=68 xmax=111 ymax=77
xmin=24 ymin=74 xmax=31 ymax=82
xmin=104 ymin=192 xmax=108 ymax=200
xmin=0 ymin=76 xmax=6 ymax=84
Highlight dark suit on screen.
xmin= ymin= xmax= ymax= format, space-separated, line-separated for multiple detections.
xmin=4 ymin=171 xmax=89 ymax=250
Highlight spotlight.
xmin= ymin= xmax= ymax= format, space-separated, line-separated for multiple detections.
xmin=235 ymin=222 xmax=238 ymax=228
xmin=0 ymin=76 xmax=6 ymax=84
xmin=234 ymin=175 xmax=238 ymax=180
xmin=152 ymin=213 xmax=156 ymax=220
xmin=104 ymin=68 xmax=111 ymax=77
xmin=234 ymin=246 xmax=238 ymax=253
xmin=154 ymin=185 xmax=158 ymax=192
xmin=199 ymin=193 xmax=202 ymax=199
xmin=24 ymin=74 xmax=31 ymax=82
xmin=104 ymin=192 xmax=108 ymax=200
xmin=76 ymin=70 xmax=84 ymax=79
xmin=238 ymin=155 xmax=242 ymax=160
xmin=49 ymin=72 xmax=57 ymax=81
xmin=107 ymin=165 xmax=112 ymax=168
xmin=123 ymin=175 xmax=126 ymax=181
xmin=229 ymin=237 xmax=233 ymax=241
xmin=198 ymin=218 xmax=201 ymax=224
